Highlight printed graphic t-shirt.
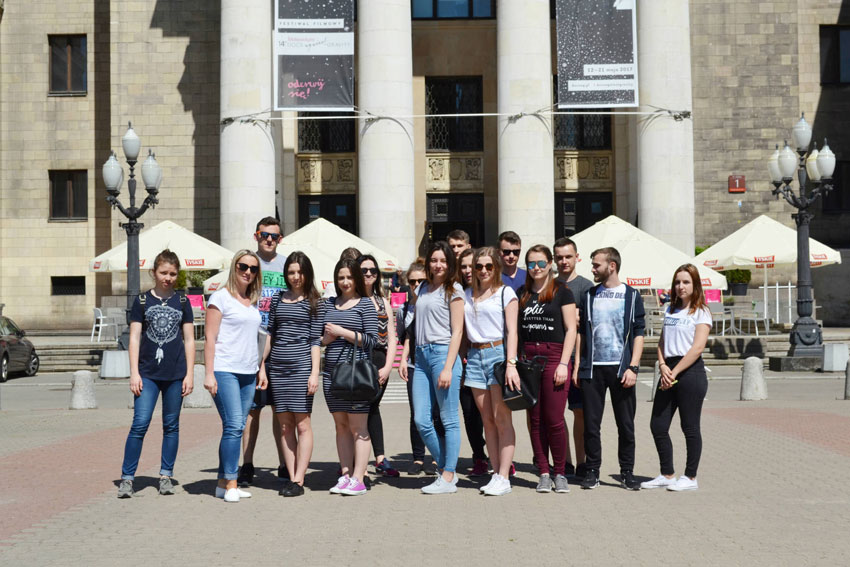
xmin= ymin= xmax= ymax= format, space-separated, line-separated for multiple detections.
xmin=518 ymin=285 xmax=575 ymax=344
xmin=662 ymin=305 xmax=712 ymax=358
xmin=130 ymin=291 xmax=194 ymax=381
xmin=258 ymin=254 xmax=288 ymax=330
xmin=591 ymin=284 xmax=626 ymax=365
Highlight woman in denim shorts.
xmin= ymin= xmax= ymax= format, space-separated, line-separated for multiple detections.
xmin=464 ymin=246 xmax=520 ymax=496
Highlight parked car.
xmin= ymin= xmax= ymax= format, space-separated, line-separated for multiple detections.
xmin=0 ymin=316 xmax=39 ymax=382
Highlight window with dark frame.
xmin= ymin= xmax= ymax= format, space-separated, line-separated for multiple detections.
xmin=820 ymin=25 xmax=850 ymax=85
xmin=425 ymin=76 xmax=484 ymax=152
xmin=51 ymin=276 xmax=86 ymax=296
xmin=412 ymin=0 xmax=494 ymax=19
xmin=49 ymin=35 xmax=87 ymax=94
xmin=553 ymin=76 xmax=612 ymax=150
xmin=298 ymin=112 xmax=356 ymax=153
xmin=49 ymin=170 xmax=88 ymax=220
xmin=822 ymin=160 xmax=850 ymax=213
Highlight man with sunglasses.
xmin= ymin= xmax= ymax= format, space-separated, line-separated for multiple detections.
xmin=237 ymin=216 xmax=289 ymax=487
xmin=498 ymin=231 xmax=526 ymax=293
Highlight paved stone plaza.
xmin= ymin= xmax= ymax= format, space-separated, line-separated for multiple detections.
xmin=2 ymin=370 xmax=850 ymax=566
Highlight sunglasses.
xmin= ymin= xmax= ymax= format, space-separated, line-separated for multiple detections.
xmin=361 ymin=267 xmax=379 ymax=275
xmin=408 ymin=278 xmax=425 ymax=286
xmin=256 ymin=231 xmax=282 ymax=242
xmin=527 ymin=260 xmax=549 ymax=269
xmin=475 ymin=263 xmax=494 ymax=272
xmin=501 ymin=248 xmax=521 ymax=257
xmin=236 ymin=262 xmax=259 ymax=274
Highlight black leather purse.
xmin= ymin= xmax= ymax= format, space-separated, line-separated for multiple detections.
xmin=493 ymin=288 xmax=545 ymax=411
xmin=330 ymin=331 xmax=381 ymax=402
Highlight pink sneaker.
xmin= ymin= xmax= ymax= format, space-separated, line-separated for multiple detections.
xmin=340 ymin=477 xmax=367 ymax=496
xmin=329 ymin=474 xmax=349 ymax=494
xmin=471 ymin=459 xmax=489 ymax=477
xmin=509 ymin=462 xmax=516 ymax=477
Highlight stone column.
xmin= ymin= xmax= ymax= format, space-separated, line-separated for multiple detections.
xmin=636 ymin=0 xmax=695 ymax=254
xmin=496 ymin=0 xmax=554 ymax=248
xmin=220 ymin=0 xmax=276 ymax=251
xmin=357 ymin=0 xmax=416 ymax=266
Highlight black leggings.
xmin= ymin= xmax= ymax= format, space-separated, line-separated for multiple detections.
xmin=649 ymin=356 xmax=708 ymax=478
xmin=369 ymin=349 xmax=389 ymax=458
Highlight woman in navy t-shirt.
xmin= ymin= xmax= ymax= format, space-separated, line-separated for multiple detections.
xmin=118 ymin=249 xmax=195 ymax=498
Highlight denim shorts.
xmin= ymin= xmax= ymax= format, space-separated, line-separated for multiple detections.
xmin=465 ymin=344 xmax=504 ymax=390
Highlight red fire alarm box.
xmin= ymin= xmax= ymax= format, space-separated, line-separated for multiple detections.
xmin=728 ymin=175 xmax=746 ymax=193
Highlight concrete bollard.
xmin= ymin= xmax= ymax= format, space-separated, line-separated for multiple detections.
xmin=844 ymin=360 xmax=850 ymax=401
xmin=650 ymin=361 xmax=661 ymax=401
xmin=183 ymin=364 xmax=213 ymax=408
xmin=740 ymin=357 xmax=767 ymax=401
xmin=70 ymin=370 xmax=97 ymax=409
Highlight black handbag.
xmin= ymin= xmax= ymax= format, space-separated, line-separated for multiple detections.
xmin=329 ymin=331 xmax=381 ymax=402
xmin=492 ymin=288 xmax=545 ymax=411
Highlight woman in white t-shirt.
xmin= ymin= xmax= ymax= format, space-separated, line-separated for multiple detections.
xmin=203 ymin=249 xmax=266 ymax=503
xmin=464 ymin=246 xmax=521 ymax=496
xmin=642 ymin=263 xmax=712 ymax=493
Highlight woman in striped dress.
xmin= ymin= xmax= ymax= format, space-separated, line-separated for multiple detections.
xmin=322 ymin=258 xmax=379 ymax=496
xmin=259 ymin=251 xmax=323 ymax=497
xmin=358 ymin=254 xmax=400 ymax=478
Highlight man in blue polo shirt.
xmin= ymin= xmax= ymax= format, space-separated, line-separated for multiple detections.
xmin=498 ymin=231 xmax=526 ymax=292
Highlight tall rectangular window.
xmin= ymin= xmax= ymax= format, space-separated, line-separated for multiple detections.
xmin=412 ymin=0 xmax=493 ymax=19
xmin=425 ymin=77 xmax=483 ymax=151
xmin=553 ymin=76 xmax=612 ymax=150
xmin=298 ymin=112 xmax=356 ymax=153
xmin=49 ymin=170 xmax=87 ymax=220
xmin=49 ymin=35 xmax=87 ymax=94
xmin=820 ymin=25 xmax=850 ymax=84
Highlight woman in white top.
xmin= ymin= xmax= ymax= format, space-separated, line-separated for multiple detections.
xmin=204 ymin=250 xmax=266 ymax=503
xmin=464 ymin=246 xmax=521 ymax=496
xmin=642 ymin=263 xmax=712 ymax=492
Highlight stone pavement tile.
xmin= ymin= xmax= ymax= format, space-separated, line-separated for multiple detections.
xmin=2 ymin=381 xmax=850 ymax=565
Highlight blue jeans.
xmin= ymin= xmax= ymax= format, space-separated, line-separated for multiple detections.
xmin=412 ymin=344 xmax=462 ymax=473
xmin=121 ymin=377 xmax=184 ymax=479
xmin=212 ymin=371 xmax=256 ymax=480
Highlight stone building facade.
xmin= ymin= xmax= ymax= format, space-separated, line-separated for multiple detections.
xmin=1 ymin=0 xmax=848 ymax=329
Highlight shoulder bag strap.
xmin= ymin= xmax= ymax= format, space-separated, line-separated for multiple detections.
xmin=500 ymin=286 xmax=507 ymax=360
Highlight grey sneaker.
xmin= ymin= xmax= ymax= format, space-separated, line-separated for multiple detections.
xmin=117 ymin=479 xmax=133 ymax=498
xmin=159 ymin=476 xmax=175 ymax=495
xmin=536 ymin=473 xmax=552 ymax=493
xmin=553 ymin=474 xmax=571 ymax=493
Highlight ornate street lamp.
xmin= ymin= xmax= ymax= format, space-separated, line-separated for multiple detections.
xmin=102 ymin=122 xmax=162 ymax=348
xmin=767 ymin=113 xmax=836 ymax=358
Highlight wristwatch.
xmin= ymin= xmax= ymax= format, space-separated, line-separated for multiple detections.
xmin=507 ymin=358 xmax=518 ymax=365
xmin=628 ymin=365 xmax=640 ymax=374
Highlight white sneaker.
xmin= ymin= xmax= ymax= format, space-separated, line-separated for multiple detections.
xmin=483 ymin=475 xmax=511 ymax=496
xmin=480 ymin=473 xmax=500 ymax=493
xmin=422 ymin=475 xmax=457 ymax=494
xmin=223 ymin=488 xmax=242 ymax=502
xmin=641 ymin=475 xmax=677 ymax=490
xmin=216 ymin=486 xmax=252 ymax=499
xmin=667 ymin=476 xmax=698 ymax=492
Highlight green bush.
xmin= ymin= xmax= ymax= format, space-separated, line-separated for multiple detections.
xmin=723 ymin=268 xmax=751 ymax=284
xmin=695 ymin=245 xmax=709 ymax=255
xmin=176 ymin=269 xmax=215 ymax=290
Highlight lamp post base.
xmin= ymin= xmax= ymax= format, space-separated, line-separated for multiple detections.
xmin=788 ymin=316 xmax=823 ymax=358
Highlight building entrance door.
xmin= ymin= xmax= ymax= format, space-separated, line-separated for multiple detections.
xmin=555 ymin=192 xmax=613 ymax=237
xmin=425 ymin=194 xmax=485 ymax=247
xmin=298 ymin=195 xmax=357 ymax=234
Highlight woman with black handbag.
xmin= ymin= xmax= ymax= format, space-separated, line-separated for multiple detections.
xmin=321 ymin=258 xmax=379 ymax=496
xmin=464 ymin=246 xmax=521 ymax=496
xmin=518 ymin=245 xmax=577 ymax=495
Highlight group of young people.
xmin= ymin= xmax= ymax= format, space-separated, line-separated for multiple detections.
xmin=117 ymin=219 xmax=712 ymax=500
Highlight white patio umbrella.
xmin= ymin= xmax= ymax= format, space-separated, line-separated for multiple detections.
xmin=570 ymin=215 xmax=728 ymax=290
xmin=281 ymin=217 xmax=401 ymax=272
xmin=694 ymin=214 xmax=842 ymax=317
xmin=203 ymin=243 xmax=338 ymax=294
xmin=89 ymin=220 xmax=234 ymax=272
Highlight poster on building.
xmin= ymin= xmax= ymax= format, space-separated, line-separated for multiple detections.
xmin=555 ymin=0 xmax=638 ymax=108
xmin=273 ymin=0 xmax=355 ymax=111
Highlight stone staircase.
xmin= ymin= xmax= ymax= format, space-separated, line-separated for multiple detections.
xmin=37 ymin=343 xmax=119 ymax=373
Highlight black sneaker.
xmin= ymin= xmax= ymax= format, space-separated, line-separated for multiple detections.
xmin=581 ymin=468 xmax=600 ymax=489
xmin=575 ymin=462 xmax=588 ymax=480
xmin=564 ymin=462 xmax=576 ymax=477
xmin=407 ymin=461 xmax=423 ymax=476
xmin=280 ymin=482 xmax=304 ymax=497
xmin=278 ymin=465 xmax=290 ymax=481
xmin=621 ymin=470 xmax=641 ymax=491
xmin=237 ymin=463 xmax=255 ymax=487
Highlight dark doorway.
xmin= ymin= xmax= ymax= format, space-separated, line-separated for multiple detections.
xmin=298 ymin=195 xmax=357 ymax=234
xmin=426 ymin=193 xmax=485 ymax=246
xmin=555 ymin=192 xmax=613 ymax=237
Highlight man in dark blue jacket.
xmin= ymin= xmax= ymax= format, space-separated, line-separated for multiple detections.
xmin=576 ymin=247 xmax=645 ymax=490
